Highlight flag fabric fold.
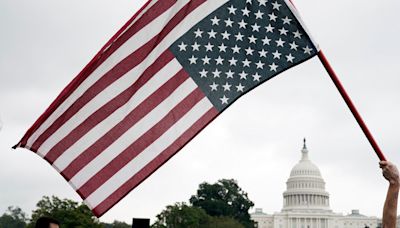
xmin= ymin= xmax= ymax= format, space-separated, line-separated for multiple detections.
xmin=15 ymin=0 xmax=318 ymax=216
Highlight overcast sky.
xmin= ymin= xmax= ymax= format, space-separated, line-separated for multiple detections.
xmin=1 ymin=0 xmax=400 ymax=224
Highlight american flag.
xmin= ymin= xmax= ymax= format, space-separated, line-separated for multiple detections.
xmin=15 ymin=0 xmax=318 ymax=216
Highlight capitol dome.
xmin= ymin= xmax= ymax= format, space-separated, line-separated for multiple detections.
xmin=282 ymin=139 xmax=331 ymax=212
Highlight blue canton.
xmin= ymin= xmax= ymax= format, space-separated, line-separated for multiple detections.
xmin=170 ymin=0 xmax=317 ymax=111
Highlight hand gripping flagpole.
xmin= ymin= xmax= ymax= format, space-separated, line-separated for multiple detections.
xmin=317 ymin=51 xmax=387 ymax=161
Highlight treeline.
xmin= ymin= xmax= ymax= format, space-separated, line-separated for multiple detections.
xmin=1 ymin=179 xmax=256 ymax=228
xmin=0 ymin=196 xmax=130 ymax=228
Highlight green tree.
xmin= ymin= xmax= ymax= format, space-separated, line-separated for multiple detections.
xmin=27 ymin=196 xmax=102 ymax=228
xmin=0 ymin=206 xmax=27 ymax=228
xmin=208 ymin=216 xmax=244 ymax=228
xmin=189 ymin=179 xmax=255 ymax=228
xmin=151 ymin=202 xmax=210 ymax=228
xmin=102 ymin=220 xmax=131 ymax=228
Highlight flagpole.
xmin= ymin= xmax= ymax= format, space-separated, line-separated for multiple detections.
xmin=317 ymin=50 xmax=386 ymax=161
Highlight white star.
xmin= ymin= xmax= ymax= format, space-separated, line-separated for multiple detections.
xmin=248 ymin=35 xmax=257 ymax=44
xmin=255 ymin=61 xmax=265 ymax=69
xmin=254 ymin=10 xmax=264 ymax=19
xmin=191 ymin=42 xmax=200 ymax=51
xmin=279 ymin=27 xmax=288 ymax=36
xmin=252 ymin=72 xmax=262 ymax=81
xmin=272 ymin=50 xmax=282 ymax=59
xmin=210 ymin=82 xmax=218 ymax=91
xmin=258 ymin=0 xmax=267 ymax=6
xmin=265 ymin=24 xmax=275 ymax=33
xmin=272 ymin=1 xmax=282 ymax=10
xmin=246 ymin=0 xmax=252 ymax=4
xmin=242 ymin=7 xmax=250 ymax=16
xmin=235 ymin=32 xmax=244 ymax=41
xmin=259 ymin=49 xmax=268 ymax=57
xmin=178 ymin=42 xmax=187 ymax=51
xmin=293 ymin=30 xmax=302 ymax=39
xmin=242 ymin=58 xmax=251 ymax=67
xmin=205 ymin=42 xmax=214 ymax=52
xmin=189 ymin=55 xmax=197 ymax=64
xmin=208 ymin=29 xmax=217 ymax=38
xmin=222 ymin=82 xmax=232 ymax=91
xmin=290 ymin=41 xmax=298 ymax=50
xmin=236 ymin=83 xmax=245 ymax=92
xmin=225 ymin=18 xmax=234 ymax=27
xmin=210 ymin=16 xmax=220 ymax=25
xmin=218 ymin=43 xmax=228 ymax=52
xmin=215 ymin=56 xmax=224 ymax=65
xmin=239 ymin=71 xmax=248 ymax=80
xmin=212 ymin=69 xmax=222 ymax=78
xmin=268 ymin=13 xmax=278 ymax=21
xmin=220 ymin=95 xmax=229 ymax=105
xmin=303 ymin=46 xmax=313 ymax=55
xmin=194 ymin=28 xmax=203 ymax=38
xmin=262 ymin=36 xmax=271 ymax=45
xmin=228 ymin=57 xmax=238 ymax=66
xmin=276 ymin=38 xmax=285 ymax=47
xmin=245 ymin=47 xmax=254 ymax=56
xmin=286 ymin=53 xmax=295 ymax=63
xmin=227 ymin=5 xmax=237 ymax=15
xmin=238 ymin=19 xmax=247 ymax=29
xmin=221 ymin=31 xmax=231 ymax=40
xmin=199 ymin=69 xmax=208 ymax=78
xmin=232 ymin=45 xmax=241 ymax=54
xmin=226 ymin=70 xmax=235 ymax=78
xmin=282 ymin=16 xmax=292 ymax=25
xmin=269 ymin=62 xmax=279 ymax=72
xmin=202 ymin=56 xmax=211 ymax=65
xmin=251 ymin=23 xmax=261 ymax=32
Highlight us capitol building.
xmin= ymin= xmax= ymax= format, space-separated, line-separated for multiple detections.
xmin=251 ymin=140 xmax=380 ymax=228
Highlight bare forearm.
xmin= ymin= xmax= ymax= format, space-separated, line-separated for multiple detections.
xmin=383 ymin=184 xmax=400 ymax=228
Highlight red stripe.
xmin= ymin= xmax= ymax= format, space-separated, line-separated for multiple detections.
xmin=99 ymin=0 xmax=177 ymax=64
xmin=31 ymin=35 xmax=165 ymax=151
xmin=92 ymin=107 xmax=219 ymax=217
xmin=61 ymin=67 xmax=188 ymax=180
xmin=17 ymin=0 xmax=159 ymax=148
xmin=30 ymin=0 xmax=207 ymax=152
xmin=44 ymin=50 xmax=175 ymax=164
xmin=77 ymin=88 xmax=205 ymax=198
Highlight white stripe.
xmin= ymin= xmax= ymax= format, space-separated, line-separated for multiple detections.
xmin=84 ymin=97 xmax=213 ymax=209
xmin=52 ymin=59 xmax=183 ymax=172
xmin=26 ymin=0 xmax=191 ymax=147
xmin=114 ymin=0 xmax=159 ymax=42
xmin=36 ymin=0 xmax=228 ymax=155
xmin=69 ymin=78 xmax=198 ymax=190
xmin=32 ymin=0 xmax=227 ymax=155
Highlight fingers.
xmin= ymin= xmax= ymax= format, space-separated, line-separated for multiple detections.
xmin=379 ymin=161 xmax=389 ymax=168
xmin=380 ymin=161 xmax=390 ymax=169
xmin=379 ymin=161 xmax=400 ymax=185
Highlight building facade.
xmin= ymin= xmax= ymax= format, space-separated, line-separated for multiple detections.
xmin=251 ymin=140 xmax=379 ymax=228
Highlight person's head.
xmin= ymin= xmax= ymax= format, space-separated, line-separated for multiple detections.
xmin=35 ymin=217 xmax=60 ymax=228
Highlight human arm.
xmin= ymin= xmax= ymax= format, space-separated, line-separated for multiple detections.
xmin=380 ymin=161 xmax=400 ymax=228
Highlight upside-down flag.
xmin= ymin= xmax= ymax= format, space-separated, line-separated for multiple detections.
xmin=15 ymin=0 xmax=319 ymax=216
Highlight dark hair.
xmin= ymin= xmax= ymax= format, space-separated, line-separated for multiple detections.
xmin=35 ymin=217 xmax=60 ymax=228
